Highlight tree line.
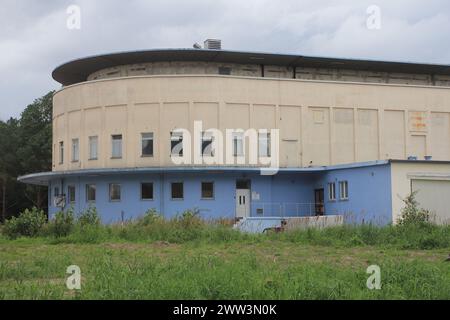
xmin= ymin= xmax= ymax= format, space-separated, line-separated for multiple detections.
xmin=0 ymin=91 xmax=53 ymax=222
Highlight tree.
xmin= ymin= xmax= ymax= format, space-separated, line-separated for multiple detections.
xmin=0 ymin=118 xmax=20 ymax=222
xmin=17 ymin=91 xmax=53 ymax=210
xmin=0 ymin=91 xmax=53 ymax=221
xmin=397 ymin=191 xmax=431 ymax=226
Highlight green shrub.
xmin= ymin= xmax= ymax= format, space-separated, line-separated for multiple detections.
xmin=2 ymin=207 xmax=46 ymax=239
xmin=138 ymin=208 xmax=163 ymax=226
xmin=397 ymin=191 xmax=431 ymax=226
xmin=48 ymin=208 xmax=75 ymax=238
xmin=78 ymin=206 xmax=100 ymax=226
xmin=178 ymin=208 xmax=203 ymax=229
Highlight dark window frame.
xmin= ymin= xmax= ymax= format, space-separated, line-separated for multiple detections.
xmin=68 ymin=185 xmax=76 ymax=204
xmin=109 ymin=183 xmax=121 ymax=202
xmin=201 ymin=181 xmax=214 ymax=200
xmin=140 ymin=182 xmax=154 ymax=201
xmin=171 ymin=182 xmax=184 ymax=200
xmin=86 ymin=184 xmax=96 ymax=203
xmin=170 ymin=132 xmax=183 ymax=157
xmin=141 ymin=132 xmax=154 ymax=157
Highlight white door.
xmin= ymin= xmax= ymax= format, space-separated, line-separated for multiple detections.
xmin=236 ymin=189 xmax=250 ymax=218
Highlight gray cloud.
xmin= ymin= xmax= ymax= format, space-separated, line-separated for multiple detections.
xmin=1 ymin=0 xmax=449 ymax=120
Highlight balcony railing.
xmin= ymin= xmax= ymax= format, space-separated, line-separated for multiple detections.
xmin=252 ymin=202 xmax=324 ymax=217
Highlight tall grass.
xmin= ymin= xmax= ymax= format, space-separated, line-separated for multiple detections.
xmin=1 ymin=219 xmax=448 ymax=250
xmin=1 ymin=206 xmax=450 ymax=249
xmin=1 ymin=240 xmax=449 ymax=299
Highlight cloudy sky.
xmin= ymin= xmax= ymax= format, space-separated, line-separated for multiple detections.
xmin=1 ymin=0 xmax=449 ymax=120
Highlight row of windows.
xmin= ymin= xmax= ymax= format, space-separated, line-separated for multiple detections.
xmin=58 ymin=132 xmax=272 ymax=164
xmin=61 ymin=181 xmax=215 ymax=204
xmin=327 ymin=181 xmax=348 ymax=201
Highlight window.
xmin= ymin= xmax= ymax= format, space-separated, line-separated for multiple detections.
xmin=111 ymin=134 xmax=122 ymax=158
xmin=218 ymin=66 xmax=231 ymax=75
xmin=201 ymin=131 xmax=214 ymax=157
xmin=201 ymin=182 xmax=214 ymax=199
xmin=170 ymin=132 xmax=183 ymax=156
xmin=328 ymin=182 xmax=336 ymax=201
xmin=141 ymin=182 xmax=153 ymax=200
xmin=171 ymin=182 xmax=183 ymax=200
xmin=54 ymin=186 xmax=60 ymax=197
xmin=232 ymin=132 xmax=244 ymax=156
xmin=68 ymin=185 xmax=76 ymax=203
xmin=59 ymin=141 xmax=64 ymax=164
xmin=339 ymin=181 xmax=348 ymax=200
xmin=88 ymin=136 xmax=98 ymax=160
xmin=258 ymin=131 xmax=271 ymax=157
xmin=86 ymin=184 xmax=96 ymax=202
xmin=71 ymin=139 xmax=79 ymax=162
xmin=109 ymin=183 xmax=121 ymax=202
xmin=141 ymin=132 xmax=154 ymax=157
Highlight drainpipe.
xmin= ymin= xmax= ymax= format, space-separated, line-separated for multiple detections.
xmin=160 ymin=173 xmax=164 ymax=216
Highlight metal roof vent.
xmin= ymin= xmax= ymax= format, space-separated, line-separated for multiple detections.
xmin=204 ymin=39 xmax=221 ymax=50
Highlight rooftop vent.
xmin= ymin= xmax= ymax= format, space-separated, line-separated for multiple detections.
xmin=204 ymin=39 xmax=221 ymax=50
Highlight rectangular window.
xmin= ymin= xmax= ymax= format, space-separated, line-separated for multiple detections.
xmin=201 ymin=182 xmax=214 ymax=199
xmin=170 ymin=132 xmax=183 ymax=157
xmin=71 ymin=138 xmax=79 ymax=162
xmin=201 ymin=131 xmax=214 ymax=157
xmin=68 ymin=185 xmax=76 ymax=203
xmin=88 ymin=136 xmax=98 ymax=160
xmin=86 ymin=184 xmax=96 ymax=202
xmin=109 ymin=183 xmax=121 ymax=202
xmin=54 ymin=186 xmax=60 ymax=197
xmin=111 ymin=134 xmax=123 ymax=158
xmin=141 ymin=132 xmax=154 ymax=157
xmin=218 ymin=66 xmax=231 ymax=75
xmin=328 ymin=182 xmax=336 ymax=201
xmin=232 ymin=132 xmax=244 ymax=156
xmin=171 ymin=182 xmax=183 ymax=200
xmin=258 ymin=131 xmax=271 ymax=157
xmin=59 ymin=141 xmax=64 ymax=164
xmin=141 ymin=182 xmax=154 ymax=200
xmin=339 ymin=181 xmax=348 ymax=200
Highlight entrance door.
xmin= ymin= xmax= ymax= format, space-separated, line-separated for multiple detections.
xmin=236 ymin=179 xmax=251 ymax=218
xmin=314 ymin=188 xmax=324 ymax=216
xmin=236 ymin=189 xmax=250 ymax=218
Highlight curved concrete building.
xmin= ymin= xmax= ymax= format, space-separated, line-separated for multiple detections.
xmin=20 ymin=46 xmax=450 ymax=225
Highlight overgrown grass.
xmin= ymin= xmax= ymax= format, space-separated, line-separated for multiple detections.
xmin=0 ymin=240 xmax=449 ymax=299
xmin=2 ymin=215 xmax=450 ymax=250
xmin=1 ymin=207 xmax=449 ymax=299
xmin=19 ymin=221 xmax=449 ymax=251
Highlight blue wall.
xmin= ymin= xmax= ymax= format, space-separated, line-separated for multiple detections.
xmin=315 ymin=164 xmax=393 ymax=225
xmin=48 ymin=164 xmax=393 ymax=225
xmin=49 ymin=172 xmax=319 ymax=223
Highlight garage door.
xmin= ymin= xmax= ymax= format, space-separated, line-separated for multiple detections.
xmin=411 ymin=179 xmax=450 ymax=225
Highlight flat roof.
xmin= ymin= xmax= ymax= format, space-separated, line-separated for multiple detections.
xmin=18 ymin=161 xmax=389 ymax=186
xmin=52 ymin=48 xmax=450 ymax=86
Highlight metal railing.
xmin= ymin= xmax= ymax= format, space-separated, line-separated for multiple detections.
xmin=252 ymin=202 xmax=323 ymax=217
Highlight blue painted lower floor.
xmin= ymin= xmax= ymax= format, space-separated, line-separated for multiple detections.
xmin=48 ymin=163 xmax=393 ymax=225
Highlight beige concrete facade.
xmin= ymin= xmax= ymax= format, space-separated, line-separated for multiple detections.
xmin=87 ymin=61 xmax=450 ymax=87
xmin=52 ymin=74 xmax=450 ymax=172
